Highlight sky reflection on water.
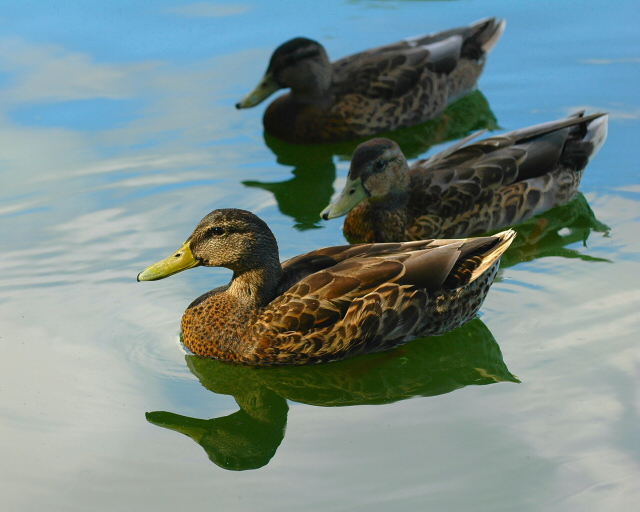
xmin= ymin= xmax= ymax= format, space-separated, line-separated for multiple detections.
xmin=1 ymin=1 xmax=639 ymax=511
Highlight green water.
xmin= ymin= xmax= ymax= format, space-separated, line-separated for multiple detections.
xmin=1 ymin=1 xmax=639 ymax=511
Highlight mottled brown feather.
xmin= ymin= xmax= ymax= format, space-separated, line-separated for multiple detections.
xmin=244 ymin=18 xmax=504 ymax=144
xmin=141 ymin=209 xmax=516 ymax=365
xmin=336 ymin=112 xmax=607 ymax=243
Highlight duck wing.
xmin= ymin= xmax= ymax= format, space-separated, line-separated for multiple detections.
xmin=278 ymin=239 xmax=432 ymax=293
xmin=268 ymin=234 xmax=511 ymax=335
xmin=250 ymin=232 xmax=514 ymax=364
xmin=333 ymin=37 xmax=463 ymax=100
xmin=331 ymin=18 xmax=504 ymax=101
xmin=409 ymin=112 xmax=607 ymax=218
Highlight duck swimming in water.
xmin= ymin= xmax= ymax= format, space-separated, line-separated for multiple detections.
xmin=236 ymin=18 xmax=505 ymax=144
xmin=321 ymin=112 xmax=608 ymax=242
xmin=138 ymin=209 xmax=515 ymax=365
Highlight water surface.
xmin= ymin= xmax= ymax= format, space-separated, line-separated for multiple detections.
xmin=1 ymin=1 xmax=639 ymax=511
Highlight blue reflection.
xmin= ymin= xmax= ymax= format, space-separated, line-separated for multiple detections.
xmin=9 ymin=98 xmax=145 ymax=131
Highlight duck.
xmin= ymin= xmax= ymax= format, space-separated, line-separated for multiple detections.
xmin=320 ymin=112 xmax=608 ymax=243
xmin=137 ymin=208 xmax=515 ymax=365
xmin=236 ymin=17 xmax=505 ymax=144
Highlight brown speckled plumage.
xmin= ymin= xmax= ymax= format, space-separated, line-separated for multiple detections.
xmin=323 ymin=112 xmax=608 ymax=243
xmin=139 ymin=209 xmax=515 ymax=365
xmin=236 ymin=18 xmax=505 ymax=144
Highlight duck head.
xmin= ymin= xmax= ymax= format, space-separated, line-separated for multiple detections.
xmin=137 ymin=209 xmax=280 ymax=281
xmin=236 ymin=37 xmax=332 ymax=108
xmin=321 ymin=138 xmax=411 ymax=220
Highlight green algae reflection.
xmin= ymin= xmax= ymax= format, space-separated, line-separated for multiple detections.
xmin=496 ymin=192 xmax=611 ymax=268
xmin=147 ymin=318 xmax=518 ymax=471
xmin=243 ymin=90 xmax=497 ymax=230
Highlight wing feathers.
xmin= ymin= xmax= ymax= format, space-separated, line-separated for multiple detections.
xmin=248 ymin=231 xmax=515 ymax=362
xmin=399 ymin=242 xmax=464 ymax=291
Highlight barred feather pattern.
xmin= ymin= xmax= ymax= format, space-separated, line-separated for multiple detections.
xmin=261 ymin=18 xmax=503 ymax=144
xmin=339 ymin=112 xmax=607 ymax=243
xmin=176 ymin=215 xmax=514 ymax=365
xmin=244 ymin=260 xmax=499 ymax=365
xmin=409 ymin=167 xmax=584 ymax=239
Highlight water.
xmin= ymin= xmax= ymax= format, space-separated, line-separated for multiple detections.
xmin=1 ymin=1 xmax=639 ymax=510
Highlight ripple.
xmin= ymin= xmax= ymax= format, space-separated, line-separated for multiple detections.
xmin=123 ymin=331 xmax=192 ymax=380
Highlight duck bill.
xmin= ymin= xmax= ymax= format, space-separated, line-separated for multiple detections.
xmin=137 ymin=241 xmax=200 ymax=282
xmin=146 ymin=411 xmax=206 ymax=443
xmin=236 ymin=72 xmax=281 ymax=108
xmin=320 ymin=177 xmax=368 ymax=220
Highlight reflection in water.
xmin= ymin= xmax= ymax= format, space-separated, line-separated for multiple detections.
xmin=147 ymin=318 xmax=518 ymax=471
xmin=147 ymin=389 xmax=288 ymax=471
xmin=499 ymin=193 xmax=611 ymax=268
xmin=243 ymin=147 xmax=336 ymax=230
xmin=243 ymin=90 xmax=497 ymax=230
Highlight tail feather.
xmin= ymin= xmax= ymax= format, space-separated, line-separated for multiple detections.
xmin=561 ymin=113 xmax=609 ymax=170
xmin=406 ymin=17 xmax=505 ymax=56
xmin=472 ymin=17 xmax=506 ymax=54
xmin=584 ymin=114 xmax=608 ymax=162
xmin=470 ymin=229 xmax=516 ymax=282
xmin=510 ymin=112 xmax=606 ymax=145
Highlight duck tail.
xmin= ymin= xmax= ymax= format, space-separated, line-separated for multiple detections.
xmin=470 ymin=17 xmax=506 ymax=54
xmin=583 ymin=113 xmax=608 ymax=163
xmin=469 ymin=229 xmax=516 ymax=282
xmin=561 ymin=112 xmax=609 ymax=171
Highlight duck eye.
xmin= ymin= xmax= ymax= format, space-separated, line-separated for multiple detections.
xmin=211 ymin=227 xmax=225 ymax=236
xmin=349 ymin=188 xmax=356 ymax=196
xmin=373 ymin=160 xmax=387 ymax=172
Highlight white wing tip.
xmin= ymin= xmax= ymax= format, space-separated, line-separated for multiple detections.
xmin=585 ymin=114 xmax=609 ymax=162
xmin=481 ymin=18 xmax=507 ymax=54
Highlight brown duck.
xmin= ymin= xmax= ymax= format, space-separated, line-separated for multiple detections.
xmin=138 ymin=209 xmax=515 ymax=365
xmin=321 ymin=112 xmax=608 ymax=242
xmin=236 ymin=18 xmax=505 ymax=144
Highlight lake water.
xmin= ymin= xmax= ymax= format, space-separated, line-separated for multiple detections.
xmin=1 ymin=1 xmax=639 ymax=510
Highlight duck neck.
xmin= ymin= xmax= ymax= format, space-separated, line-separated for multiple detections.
xmin=228 ymin=261 xmax=283 ymax=310
xmin=368 ymin=192 xmax=411 ymax=242
xmin=290 ymin=87 xmax=333 ymax=106
xmin=290 ymin=65 xmax=333 ymax=105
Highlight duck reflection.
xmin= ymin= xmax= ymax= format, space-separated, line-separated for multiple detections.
xmin=243 ymin=90 xmax=497 ymax=230
xmin=146 ymin=318 xmax=517 ymax=471
xmin=497 ymin=193 xmax=611 ymax=268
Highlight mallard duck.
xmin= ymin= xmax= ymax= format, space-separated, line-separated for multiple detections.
xmin=137 ymin=209 xmax=515 ymax=365
xmin=236 ymin=18 xmax=505 ymax=144
xmin=321 ymin=112 xmax=608 ymax=242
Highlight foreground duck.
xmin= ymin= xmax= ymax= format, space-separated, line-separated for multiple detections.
xmin=321 ymin=112 xmax=608 ymax=242
xmin=138 ymin=209 xmax=515 ymax=365
xmin=236 ymin=18 xmax=505 ymax=144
